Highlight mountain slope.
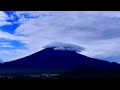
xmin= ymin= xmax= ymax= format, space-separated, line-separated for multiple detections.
xmin=0 ymin=47 xmax=119 ymax=75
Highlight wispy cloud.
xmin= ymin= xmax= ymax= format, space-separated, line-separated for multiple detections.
xmin=0 ymin=42 xmax=13 ymax=48
xmin=0 ymin=11 xmax=12 ymax=26
xmin=43 ymin=42 xmax=85 ymax=52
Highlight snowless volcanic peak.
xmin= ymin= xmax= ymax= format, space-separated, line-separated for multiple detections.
xmin=43 ymin=42 xmax=85 ymax=52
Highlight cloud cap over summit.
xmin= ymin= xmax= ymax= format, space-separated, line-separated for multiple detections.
xmin=43 ymin=42 xmax=85 ymax=52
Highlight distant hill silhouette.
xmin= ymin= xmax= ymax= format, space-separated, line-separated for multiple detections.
xmin=0 ymin=47 xmax=120 ymax=79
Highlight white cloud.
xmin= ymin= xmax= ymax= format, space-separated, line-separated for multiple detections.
xmin=0 ymin=42 xmax=13 ymax=47
xmin=81 ymin=38 xmax=120 ymax=58
xmin=0 ymin=49 xmax=29 ymax=62
xmin=15 ymin=11 xmax=52 ymax=18
xmin=43 ymin=42 xmax=85 ymax=52
xmin=0 ymin=30 xmax=28 ymax=42
xmin=0 ymin=11 xmax=9 ymax=21
xmin=0 ymin=11 xmax=12 ymax=26
xmin=0 ymin=30 xmax=17 ymax=40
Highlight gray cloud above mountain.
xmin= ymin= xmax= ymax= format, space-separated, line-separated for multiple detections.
xmin=43 ymin=42 xmax=85 ymax=52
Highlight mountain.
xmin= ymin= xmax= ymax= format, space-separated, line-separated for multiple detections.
xmin=0 ymin=47 xmax=120 ymax=79
xmin=0 ymin=47 xmax=96 ymax=73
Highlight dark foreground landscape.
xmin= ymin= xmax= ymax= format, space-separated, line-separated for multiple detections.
xmin=0 ymin=73 xmax=60 ymax=79
xmin=0 ymin=47 xmax=120 ymax=80
xmin=1 ymin=71 xmax=120 ymax=80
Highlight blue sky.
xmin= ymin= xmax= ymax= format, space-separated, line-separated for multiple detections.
xmin=0 ymin=11 xmax=120 ymax=63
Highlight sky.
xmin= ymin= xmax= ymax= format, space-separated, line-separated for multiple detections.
xmin=0 ymin=11 xmax=120 ymax=62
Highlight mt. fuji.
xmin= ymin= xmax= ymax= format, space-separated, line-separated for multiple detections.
xmin=0 ymin=42 xmax=119 ymax=79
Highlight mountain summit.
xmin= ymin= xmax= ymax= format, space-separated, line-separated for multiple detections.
xmin=0 ymin=42 xmax=119 ymax=80
xmin=43 ymin=42 xmax=85 ymax=52
xmin=0 ymin=47 xmax=119 ymax=74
